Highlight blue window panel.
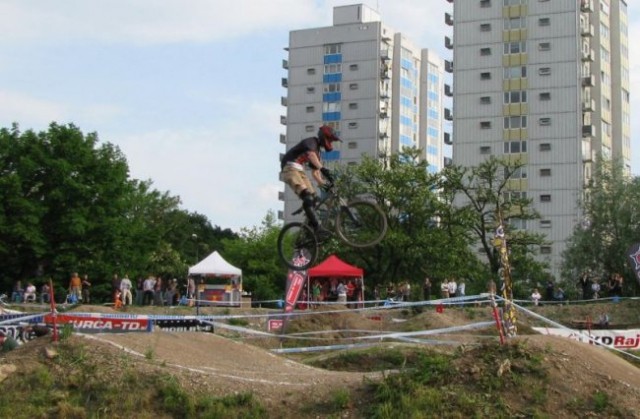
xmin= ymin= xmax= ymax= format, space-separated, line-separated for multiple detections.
xmin=323 ymin=92 xmax=341 ymax=102
xmin=428 ymin=73 xmax=439 ymax=84
xmin=323 ymin=112 xmax=341 ymax=121
xmin=400 ymin=135 xmax=413 ymax=146
xmin=322 ymin=150 xmax=340 ymax=161
xmin=401 ymin=78 xmax=413 ymax=89
xmin=429 ymin=109 xmax=439 ymax=119
xmin=400 ymin=97 xmax=412 ymax=108
xmin=401 ymin=58 xmax=413 ymax=70
xmin=323 ymin=73 xmax=342 ymax=83
xmin=427 ymin=145 xmax=438 ymax=155
xmin=324 ymin=54 xmax=342 ymax=64
xmin=428 ymin=91 xmax=439 ymax=101
xmin=427 ymin=165 xmax=438 ymax=174
xmin=400 ymin=115 xmax=412 ymax=126
xmin=428 ymin=127 xmax=439 ymax=137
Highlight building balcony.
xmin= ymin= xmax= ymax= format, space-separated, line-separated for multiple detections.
xmin=581 ymin=23 xmax=594 ymax=37
xmin=581 ymin=0 xmax=594 ymax=12
xmin=445 ymin=36 xmax=453 ymax=50
xmin=281 ymin=78 xmax=288 ymax=88
xmin=280 ymin=96 xmax=288 ymax=106
xmin=280 ymin=133 xmax=286 ymax=144
xmin=278 ymin=191 xmax=285 ymax=201
xmin=445 ymin=60 xmax=453 ymax=73
xmin=445 ymin=12 xmax=453 ymax=26
xmin=444 ymin=108 xmax=453 ymax=121
xmin=380 ymin=49 xmax=391 ymax=61
xmin=445 ymin=84 xmax=453 ymax=97
xmin=582 ymin=99 xmax=595 ymax=112
xmin=280 ymin=116 xmax=287 ymax=125
xmin=581 ymin=49 xmax=594 ymax=62
xmin=282 ymin=59 xmax=289 ymax=69
xmin=444 ymin=157 xmax=453 ymax=167
xmin=582 ymin=124 xmax=594 ymax=137
xmin=582 ymin=74 xmax=595 ymax=86
xmin=444 ymin=132 xmax=452 ymax=145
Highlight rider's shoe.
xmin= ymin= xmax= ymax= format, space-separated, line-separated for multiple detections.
xmin=315 ymin=226 xmax=332 ymax=243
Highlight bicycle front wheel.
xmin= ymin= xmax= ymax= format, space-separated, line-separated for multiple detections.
xmin=277 ymin=222 xmax=318 ymax=271
xmin=336 ymin=200 xmax=388 ymax=248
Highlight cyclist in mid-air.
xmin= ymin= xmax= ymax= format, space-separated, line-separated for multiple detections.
xmin=280 ymin=125 xmax=341 ymax=238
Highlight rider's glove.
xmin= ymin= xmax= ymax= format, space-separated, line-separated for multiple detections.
xmin=320 ymin=167 xmax=334 ymax=183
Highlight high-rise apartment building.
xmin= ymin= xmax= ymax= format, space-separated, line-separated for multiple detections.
xmin=446 ymin=0 xmax=630 ymax=275
xmin=279 ymin=4 xmax=445 ymax=222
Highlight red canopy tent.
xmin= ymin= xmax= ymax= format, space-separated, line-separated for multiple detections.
xmin=307 ymin=255 xmax=364 ymax=308
xmin=308 ymin=254 xmax=363 ymax=277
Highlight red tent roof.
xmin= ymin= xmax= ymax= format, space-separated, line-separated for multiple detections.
xmin=308 ymin=254 xmax=363 ymax=277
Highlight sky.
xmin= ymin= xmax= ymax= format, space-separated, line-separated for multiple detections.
xmin=0 ymin=1 xmax=638 ymax=232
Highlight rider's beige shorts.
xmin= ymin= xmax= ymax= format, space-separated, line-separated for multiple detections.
xmin=282 ymin=166 xmax=315 ymax=196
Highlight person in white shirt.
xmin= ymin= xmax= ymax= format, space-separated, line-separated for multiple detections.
xmin=447 ymin=279 xmax=457 ymax=298
xmin=531 ymin=288 xmax=542 ymax=306
xmin=120 ymin=275 xmax=133 ymax=306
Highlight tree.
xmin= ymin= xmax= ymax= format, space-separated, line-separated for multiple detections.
xmin=441 ymin=157 xmax=548 ymax=290
xmin=562 ymin=159 xmax=640 ymax=295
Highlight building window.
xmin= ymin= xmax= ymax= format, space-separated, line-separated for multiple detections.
xmin=505 ymin=166 xmax=527 ymax=179
xmin=540 ymin=168 xmax=552 ymax=177
xmin=480 ymin=96 xmax=492 ymax=104
xmin=324 ymin=64 xmax=342 ymax=74
xmin=504 ymin=140 xmax=527 ymax=154
xmin=538 ymin=42 xmax=551 ymax=51
xmin=539 ymin=117 xmax=552 ymax=126
xmin=306 ymin=106 xmax=315 ymax=113
xmin=348 ymin=141 xmax=358 ymax=149
xmin=480 ymin=72 xmax=492 ymax=80
xmin=539 ymin=17 xmax=551 ymax=26
xmin=305 ymin=125 xmax=314 ymax=132
xmin=540 ymin=220 xmax=552 ymax=228
xmin=480 ymin=121 xmax=492 ymax=129
xmin=539 ymin=92 xmax=551 ymax=100
xmin=348 ymin=102 xmax=358 ymax=109
xmin=480 ymin=23 xmax=492 ymax=31
xmin=480 ymin=146 xmax=492 ymax=154
xmin=348 ymin=122 xmax=358 ymax=129
xmin=324 ymin=44 xmax=341 ymax=54
xmin=540 ymin=143 xmax=551 ymax=151
xmin=504 ymin=115 xmax=527 ymax=129
xmin=505 ymin=0 xmax=527 ymax=4
xmin=480 ymin=47 xmax=492 ymax=56
xmin=349 ymin=64 xmax=359 ymax=71
xmin=540 ymin=246 xmax=552 ymax=254
xmin=504 ymin=41 xmax=526 ymax=54
xmin=539 ymin=67 xmax=551 ymax=75
xmin=307 ymin=68 xmax=316 ymax=75
xmin=504 ymin=90 xmax=527 ymax=104
xmin=503 ymin=191 xmax=527 ymax=202
xmin=504 ymin=66 xmax=527 ymax=79
xmin=306 ymin=86 xmax=315 ymax=94
xmin=324 ymin=83 xmax=340 ymax=93
xmin=510 ymin=218 xmax=527 ymax=230
xmin=480 ymin=0 xmax=491 ymax=7
xmin=504 ymin=17 xmax=526 ymax=30
xmin=540 ymin=194 xmax=551 ymax=202
xmin=349 ymin=83 xmax=358 ymax=90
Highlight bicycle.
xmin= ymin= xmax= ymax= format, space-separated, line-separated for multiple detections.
xmin=277 ymin=182 xmax=388 ymax=271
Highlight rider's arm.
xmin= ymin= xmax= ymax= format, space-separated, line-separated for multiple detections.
xmin=307 ymin=151 xmax=328 ymax=186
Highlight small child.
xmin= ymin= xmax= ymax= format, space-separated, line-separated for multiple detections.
xmin=114 ymin=290 xmax=123 ymax=309
xmin=531 ymin=288 xmax=542 ymax=306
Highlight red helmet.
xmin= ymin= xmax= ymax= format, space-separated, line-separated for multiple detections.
xmin=317 ymin=125 xmax=341 ymax=151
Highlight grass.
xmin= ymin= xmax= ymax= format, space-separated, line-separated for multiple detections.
xmin=0 ymin=337 xmax=266 ymax=418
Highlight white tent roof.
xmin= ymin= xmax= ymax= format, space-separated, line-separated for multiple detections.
xmin=188 ymin=251 xmax=242 ymax=277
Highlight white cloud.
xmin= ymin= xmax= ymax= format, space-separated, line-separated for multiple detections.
xmin=0 ymin=90 xmax=67 ymax=127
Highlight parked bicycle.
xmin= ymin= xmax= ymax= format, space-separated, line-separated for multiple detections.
xmin=277 ymin=181 xmax=388 ymax=271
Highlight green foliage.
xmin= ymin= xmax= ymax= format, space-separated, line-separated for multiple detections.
xmin=562 ymin=158 xmax=640 ymax=295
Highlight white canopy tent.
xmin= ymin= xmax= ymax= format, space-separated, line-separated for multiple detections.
xmin=188 ymin=251 xmax=242 ymax=306
xmin=188 ymin=251 xmax=242 ymax=277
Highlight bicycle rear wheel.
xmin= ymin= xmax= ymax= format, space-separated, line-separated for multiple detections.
xmin=277 ymin=222 xmax=318 ymax=271
xmin=336 ymin=200 xmax=388 ymax=248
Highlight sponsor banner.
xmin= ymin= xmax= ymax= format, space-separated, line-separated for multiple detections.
xmin=533 ymin=327 xmax=640 ymax=350
xmin=284 ymin=253 xmax=309 ymax=314
xmin=43 ymin=313 xmax=152 ymax=333
xmin=0 ymin=313 xmax=45 ymax=324
xmin=267 ymin=318 xmax=284 ymax=332
xmin=154 ymin=319 xmax=213 ymax=333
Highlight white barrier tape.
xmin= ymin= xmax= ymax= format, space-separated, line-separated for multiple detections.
xmin=355 ymin=321 xmax=495 ymax=341
xmin=0 ymin=312 xmax=48 ymax=325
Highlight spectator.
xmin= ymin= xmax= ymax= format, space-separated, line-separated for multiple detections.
xmin=423 ymin=276 xmax=432 ymax=301
xmin=23 ymin=282 xmax=37 ymax=303
xmin=165 ymin=278 xmax=179 ymax=306
xmin=81 ymin=275 xmax=92 ymax=304
xmin=553 ymin=286 xmax=566 ymax=304
xmin=336 ymin=281 xmax=347 ymax=304
xmin=486 ymin=279 xmax=496 ymax=296
xmin=111 ymin=274 xmax=121 ymax=302
xmin=11 ymin=280 xmax=25 ymax=303
xmin=143 ymin=275 xmax=156 ymax=305
xmin=440 ymin=280 xmax=450 ymax=299
xmin=40 ymin=283 xmax=51 ymax=304
xmin=457 ymin=280 xmax=466 ymax=298
xmin=447 ymin=278 xmax=457 ymax=299
xmin=598 ymin=312 xmax=610 ymax=327
xmin=311 ymin=281 xmax=321 ymax=309
xmin=608 ymin=273 xmax=623 ymax=298
xmin=154 ymin=276 xmax=164 ymax=306
xmin=68 ymin=273 xmax=82 ymax=302
xmin=591 ymin=280 xmax=601 ymax=299
xmin=545 ymin=278 xmax=555 ymax=301
xmin=577 ymin=270 xmax=592 ymax=300
xmin=135 ymin=277 xmax=144 ymax=305
xmin=403 ymin=281 xmax=411 ymax=302
xmin=120 ymin=274 xmax=133 ymax=306
xmin=531 ymin=288 xmax=542 ymax=306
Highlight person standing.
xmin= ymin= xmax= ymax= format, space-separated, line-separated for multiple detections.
xmin=81 ymin=274 xmax=92 ymax=304
xmin=577 ymin=270 xmax=592 ymax=300
xmin=312 ymin=281 xmax=321 ymax=309
xmin=143 ymin=275 xmax=156 ymax=305
xmin=68 ymin=273 xmax=82 ymax=303
xmin=423 ymin=277 xmax=432 ymax=301
xmin=120 ymin=274 xmax=133 ymax=306
xmin=336 ymin=281 xmax=347 ymax=304
xmin=153 ymin=276 xmax=164 ymax=306
xmin=111 ymin=274 xmax=121 ymax=302
xmin=457 ymin=280 xmax=466 ymax=298
xmin=447 ymin=278 xmax=457 ymax=299
xmin=440 ymin=280 xmax=449 ymax=299
xmin=135 ymin=277 xmax=144 ymax=305
xmin=531 ymin=288 xmax=542 ymax=306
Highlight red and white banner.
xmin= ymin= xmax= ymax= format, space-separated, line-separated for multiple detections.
xmin=43 ymin=313 xmax=152 ymax=333
xmin=533 ymin=327 xmax=640 ymax=350
xmin=284 ymin=254 xmax=309 ymax=314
